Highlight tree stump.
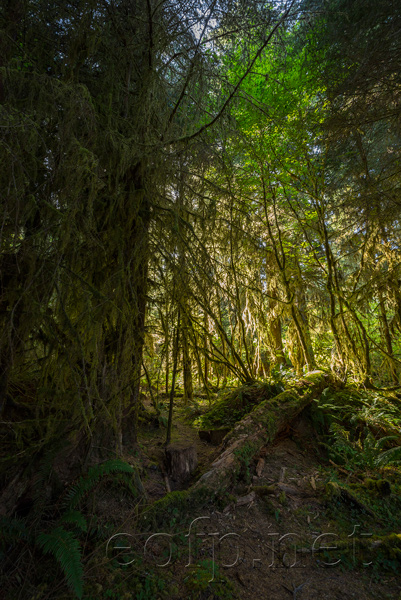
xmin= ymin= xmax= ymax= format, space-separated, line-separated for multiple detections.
xmin=165 ymin=445 xmax=198 ymax=482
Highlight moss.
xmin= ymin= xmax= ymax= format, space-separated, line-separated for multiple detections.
xmin=252 ymin=485 xmax=275 ymax=497
xmin=193 ymin=381 xmax=282 ymax=430
xmin=303 ymin=370 xmax=326 ymax=385
xmin=331 ymin=533 xmax=401 ymax=569
xmin=325 ymin=481 xmax=343 ymax=500
xmin=378 ymin=533 xmax=401 ymax=560
xmin=234 ymin=441 xmax=260 ymax=483
xmin=363 ymin=478 xmax=376 ymax=489
xmin=139 ymin=487 xmax=210 ymax=530
xmin=363 ymin=478 xmax=392 ymax=495
xmin=278 ymin=491 xmax=287 ymax=505
xmin=258 ymin=391 xmax=299 ymax=430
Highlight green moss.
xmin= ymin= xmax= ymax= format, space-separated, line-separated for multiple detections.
xmin=331 ymin=533 xmax=401 ymax=573
xmin=303 ymin=370 xmax=326 ymax=385
xmin=183 ymin=560 xmax=237 ymax=599
xmin=278 ymin=491 xmax=287 ymax=506
xmin=193 ymin=381 xmax=283 ymax=430
xmin=252 ymin=485 xmax=275 ymax=497
xmin=258 ymin=391 xmax=299 ymax=430
xmin=362 ymin=478 xmax=392 ymax=495
xmin=139 ymin=488 xmax=210 ymax=530
xmin=234 ymin=441 xmax=260 ymax=483
xmin=325 ymin=481 xmax=342 ymax=500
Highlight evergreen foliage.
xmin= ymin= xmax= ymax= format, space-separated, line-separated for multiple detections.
xmin=63 ymin=459 xmax=135 ymax=510
xmin=1 ymin=0 xmax=401 ymax=595
xmin=37 ymin=526 xmax=84 ymax=599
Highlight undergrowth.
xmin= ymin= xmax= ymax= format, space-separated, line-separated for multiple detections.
xmin=310 ymin=388 xmax=401 ymax=471
xmin=0 ymin=455 xmax=142 ymax=599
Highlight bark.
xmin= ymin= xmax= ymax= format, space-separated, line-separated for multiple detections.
xmin=123 ymin=164 xmax=151 ymax=447
xmin=269 ymin=296 xmax=286 ymax=367
xmin=204 ymin=311 xmax=209 ymax=385
xmin=165 ymin=445 xmax=198 ymax=482
xmin=378 ymin=291 xmax=398 ymax=384
xmin=181 ymin=313 xmax=193 ymax=403
xmin=166 ymin=312 xmax=180 ymax=446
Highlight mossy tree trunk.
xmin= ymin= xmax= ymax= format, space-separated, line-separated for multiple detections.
xmin=193 ymin=372 xmax=332 ymax=493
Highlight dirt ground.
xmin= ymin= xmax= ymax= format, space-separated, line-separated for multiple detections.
xmin=122 ymin=407 xmax=401 ymax=600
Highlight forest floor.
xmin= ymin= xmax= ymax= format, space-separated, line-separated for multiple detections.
xmin=108 ymin=396 xmax=401 ymax=600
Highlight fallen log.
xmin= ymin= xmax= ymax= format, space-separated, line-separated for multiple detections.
xmin=193 ymin=371 xmax=332 ymax=494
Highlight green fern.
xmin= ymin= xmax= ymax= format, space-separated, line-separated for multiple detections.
xmin=63 ymin=459 xmax=135 ymax=510
xmin=60 ymin=510 xmax=88 ymax=533
xmin=110 ymin=472 xmax=140 ymax=499
xmin=374 ymin=435 xmax=399 ymax=450
xmin=31 ymin=441 xmax=67 ymax=517
xmin=376 ymin=445 xmax=401 ymax=466
xmin=37 ymin=526 xmax=83 ymax=598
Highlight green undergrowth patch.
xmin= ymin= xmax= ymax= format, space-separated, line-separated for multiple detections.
xmin=325 ymin=476 xmax=401 ymax=530
xmin=183 ymin=560 xmax=237 ymax=600
xmin=309 ymin=463 xmax=401 ymax=577
xmin=234 ymin=440 xmax=261 ymax=484
xmin=99 ymin=489 xmax=239 ymax=600
xmin=193 ymin=380 xmax=284 ymax=430
xmin=0 ymin=453 xmax=145 ymax=600
xmin=310 ymin=387 xmax=401 ymax=471
xmin=138 ymin=487 xmax=217 ymax=532
xmin=314 ymin=532 xmax=401 ymax=576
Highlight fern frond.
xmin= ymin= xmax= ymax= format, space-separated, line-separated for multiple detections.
xmin=111 ymin=473 xmax=139 ymax=499
xmin=60 ymin=510 xmax=88 ymax=533
xmin=63 ymin=459 xmax=134 ymax=510
xmin=374 ymin=435 xmax=399 ymax=450
xmin=376 ymin=445 xmax=401 ymax=466
xmin=37 ymin=526 xmax=83 ymax=598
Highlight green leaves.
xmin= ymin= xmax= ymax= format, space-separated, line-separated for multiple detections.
xmin=37 ymin=526 xmax=83 ymax=599
xmin=60 ymin=510 xmax=88 ymax=533
xmin=376 ymin=445 xmax=401 ymax=467
xmin=63 ymin=459 xmax=135 ymax=510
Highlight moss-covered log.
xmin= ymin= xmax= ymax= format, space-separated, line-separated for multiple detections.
xmin=193 ymin=371 xmax=332 ymax=493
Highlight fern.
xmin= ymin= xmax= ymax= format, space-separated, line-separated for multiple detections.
xmin=376 ymin=445 xmax=401 ymax=466
xmin=111 ymin=473 xmax=139 ymax=499
xmin=63 ymin=459 xmax=135 ymax=510
xmin=60 ymin=510 xmax=88 ymax=533
xmin=31 ymin=441 xmax=67 ymax=517
xmin=37 ymin=526 xmax=83 ymax=598
xmin=374 ymin=435 xmax=399 ymax=450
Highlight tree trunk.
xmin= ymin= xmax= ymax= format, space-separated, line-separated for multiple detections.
xmin=166 ymin=312 xmax=180 ymax=446
xmin=378 ymin=291 xmax=398 ymax=384
xmin=269 ymin=298 xmax=286 ymax=366
xmin=193 ymin=371 xmax=332 ymax=493
xmin=182 ymin=313 xmax=193 ymax=404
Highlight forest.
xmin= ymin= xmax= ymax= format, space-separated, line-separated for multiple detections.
xmin=1 ymin=0 xmax=401 ymax=599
